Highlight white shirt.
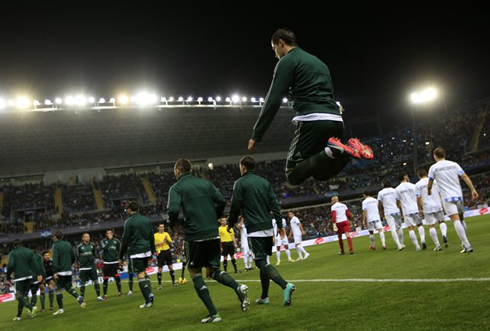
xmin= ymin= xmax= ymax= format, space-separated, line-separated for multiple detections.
xmin=289 ymin=216 xmax=302 ymax=236
xmin=395 ymin=181 xmax=419 ymax=215
xmin=428 ymin=160 xmax=464 ymax=201
xmin=331 ymin=202 xmax=349 ymax=223
xmin=377 ymin=187 xmax=400 ymax=215
xmin=239 ymin=223 xmax=249 ymax=247
xmin=272 ymin=218 xmax=287 ymax=237
xmin=362 ymin=196 xmax=380 ymax=222
xmin=415 ymin=177 xmax=444 ymax=213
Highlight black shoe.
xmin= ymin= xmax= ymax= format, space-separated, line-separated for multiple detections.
xmin=422 ymin=242 xmax=427 ymax=250
xmin=443 ymin=236 xmax=448 ymax=248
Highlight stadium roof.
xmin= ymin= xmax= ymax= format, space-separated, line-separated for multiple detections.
xmin=0 ymin=106 xmax=295 ymax=176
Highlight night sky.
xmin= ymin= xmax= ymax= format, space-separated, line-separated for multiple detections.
xmin=1 ymin=2 xmax=489 ymax=134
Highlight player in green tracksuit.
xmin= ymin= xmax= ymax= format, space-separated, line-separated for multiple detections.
xmin=28 ymin=249 xmax=46 ymax=309
xmin=227 ymin=155 xmax=295 ymax=307
xmin=76 ymin=232 xmax=102 ymax=300
xmin=6 ymin=239 xmax=42 ymax=321
xmin=167 ymin=158 xmax=249 ymax=324
xmin=118 ymin=200 xmax=156 ymax=309
xmin=101 ymin=228 xmax=123 ymax=298
xmin=248 ymin=28 xmax=373 ymax=186
xmin=52 ymin=231 xmax=86 ymax=315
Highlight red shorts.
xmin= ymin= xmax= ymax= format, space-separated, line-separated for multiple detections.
xmin=336 ymin=221 xmax=351 ymax=234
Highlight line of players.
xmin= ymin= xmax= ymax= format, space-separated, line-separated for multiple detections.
xmin=333 ymin=147 xmax=478 ymax=254
xmin=6 ymin=223 xmax=180 ymax=321
xmin=229 ymin=211 xmax=310 ymax=272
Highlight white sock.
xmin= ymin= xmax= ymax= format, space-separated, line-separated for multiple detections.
xmin=325 ymin=147 xmax=335 ymax=159
xmin=370 ymin=234 xmax=375 ymax=246
xmin=300 ymin=246 xmax=308 ymax=255
xmin=461 ymin=220 xmax=467 ymax=232
xmin=409 ymin=230 xmax=420 ymax=250
xmin=266 ymin=255 xmax=270 ymax=264
xmin=379 ymin=231 xmax=386 ymax=246
xmin=398 ymin=228 xmax=405 ymax=246
xmin=243 ymin=256 xmax=249 ymax=269
xmin=418 ymin=226 xmax=426 ymax=244
xmin=248 ymin=255 xmax=254 ymax=267
xmin=453 ymin=220 xmax=471 ymax=247
xmin=276 ymin=250 xmax=281 ymax=262
xmin=429 ymin=227 xmax=440 ymax=247
xmin=439 ymin=222 xmax=448 ymax=237
xmin=285 ymin=249 xmax=291 ymax=259
xmin=391 ymin=229 xmax=402 ymax=248
xmin=296 ymin=247 xmax=303 ymax=259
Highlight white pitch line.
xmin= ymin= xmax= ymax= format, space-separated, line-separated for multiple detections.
xmin=211 ymin=278 xmax=490 ymax=283
xmin=126 ymin=278 xmax=490 ymax=283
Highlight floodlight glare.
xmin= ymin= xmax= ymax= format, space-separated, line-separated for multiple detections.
xmin=88 ymin=96 xmax=95 ymax=103
xmin=45 ymin=99 xmax=52 ymax=105
xmin=119 ymin=95 xmax=129 ymax=105
xmin=0 ymin=99 xmax=6 ymax=109
xmin=242 ymin=97 xmax=247 ymax=102
xmin=65 ymin=96 xmax=75 ymax=105
xmin=98 ymin=98 xmax=106 ymax=103
xmin=232 ymin=95 xmax=239 ymax=103
xmin=17 ymin=97 xmax=30 ymax=109
xmin=55 ymin=98 xmax=63 ymax=105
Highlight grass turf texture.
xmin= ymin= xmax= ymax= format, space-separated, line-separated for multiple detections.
xmin=2 ymin=215 xmax=490 ymax=330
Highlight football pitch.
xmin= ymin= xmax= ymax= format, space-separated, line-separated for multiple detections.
xmin=2 ymin=215 xmax=490 ymax=330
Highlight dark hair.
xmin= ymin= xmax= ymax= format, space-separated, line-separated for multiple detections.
xmin=174 ymin=158 xmax=192 ymax=173
xmin=398 ymin=171 xmax=408 ymax=181
xmin=13 ymin=238 xmax=22 ymax=246
xmin=106 ymin=228 xmax=113 ymax=233
xmin=382 ymin=178 xmax=391 ymax=188
xmin=363 ymin=190 xmax=371 ymax=197
xmin=271 ymin=28 xmax=298 ymax=46
xmin=417 ymin=168 xmax=428 ymax=178
xmin=54 ymin=231 xmax=63 ymax=239
xmin=433 ymin=147 xmax=446 ymax=159
xmin=42 ymin=250 xmax=50 ymax=256
xmin=240 ymin=156 xmax=255 ymax=170
xmin=128 ymin=200 xmax=139 ymax=212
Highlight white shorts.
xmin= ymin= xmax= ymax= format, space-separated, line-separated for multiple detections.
xmin=367 ymin=220 xmax=382 ymax=232
xmin=293 ymin=235 xmax=302 ymax=245
xmin=241 ymin=244 xmax=250 ymax=256
xmin=275 ymin=235 xmax=289 ymax=247
xmin=424 ymin=211 xmax=445 ymax=225
xmin=404 ymin=213 xmax=422 ymax=227
xmin=443 ymin=200 xmax=464 ymax=217
xmin=385 ymin=213 xmax=403 ymax=230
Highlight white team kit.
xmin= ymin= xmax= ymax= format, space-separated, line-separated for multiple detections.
xmin=273 ymin=218 xmax=289 ymax=246
xmin=331 ymin=202 xmax=349 ymax=223
xmin=289 ymin=216 xmax=303 ymax=244
xmin=395 ymin=181 xmax=421 ymax=227
xmin=415 ymin=177 xmax=445 ymax=225
xmin=362 ymin=196 xmax=382 ymax=231
xmin=428 ymin=160 xmax=465 ymax=216
xmin=377 ymin=187 xmax=403 ymax=229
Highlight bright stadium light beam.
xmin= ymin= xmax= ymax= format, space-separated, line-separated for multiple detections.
xmin=409 ymin=86 xmax=439 ymax=174
xmin=0 ymin=98 xmax=6 ymax=109
xmin=16 ymin=97 xmax=30 ymax=109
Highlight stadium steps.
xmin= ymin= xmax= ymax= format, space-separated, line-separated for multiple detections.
xmin=92 ymin=184 xmax=105 ymax=211
xmin=54 ymin=187 xmax=63 ymax=214
xmin=469 ymin=109 xmax=487 ymax=153
xmin=141 ymin=177 xmax=157 ymax=204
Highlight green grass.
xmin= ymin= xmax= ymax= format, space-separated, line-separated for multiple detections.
xmin=3 ymin=215 xmax=490 ymax=330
